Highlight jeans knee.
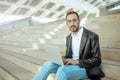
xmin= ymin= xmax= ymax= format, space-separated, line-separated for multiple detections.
xmin=57 ymin=66 xmax=66 ymax=74
xmin=43 ymin=61 xmax=60 ymax=69
xmin=43 ymin=61 xmax=54 ymax=67
xmin=56 ymin=66 xmax=68 ymax=79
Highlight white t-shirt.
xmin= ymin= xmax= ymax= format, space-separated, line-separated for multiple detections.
xmin=71 ymin=27 xmax=84 ymax=60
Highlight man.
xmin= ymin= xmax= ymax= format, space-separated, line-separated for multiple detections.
xmin=33 ymin=11 xmax=103 ymax=80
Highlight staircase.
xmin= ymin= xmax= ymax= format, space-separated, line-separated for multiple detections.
xmin=0 ymin=14 xmax=120 ymax=80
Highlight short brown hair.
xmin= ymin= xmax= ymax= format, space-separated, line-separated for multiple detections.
xmin=66 ymin=11 xmax=80 ymax=20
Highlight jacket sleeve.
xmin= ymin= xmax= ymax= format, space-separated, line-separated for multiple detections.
xmin=78 ymin=34 xmax=101 ymax=68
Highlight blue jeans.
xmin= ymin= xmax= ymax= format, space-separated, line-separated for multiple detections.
xmin=33 ymin=61 xmax=88 ymax=80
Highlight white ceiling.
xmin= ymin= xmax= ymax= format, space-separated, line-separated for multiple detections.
xmin=0 ymin=0 xmax=119 ymax=23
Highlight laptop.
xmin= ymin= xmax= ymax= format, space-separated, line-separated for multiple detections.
xmin=44 ymin=45 xmax=64 ymax=65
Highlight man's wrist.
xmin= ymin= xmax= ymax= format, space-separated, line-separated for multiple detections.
xmin=75 ymin=60 xmax=79 ymax=64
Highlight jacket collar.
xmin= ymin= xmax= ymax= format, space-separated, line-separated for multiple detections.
xmin=79 ymin=27 xmax=88 ymax=55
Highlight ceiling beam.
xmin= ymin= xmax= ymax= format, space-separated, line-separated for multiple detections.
xmin=4 ymin=0 xmax=28 ymax=14
xmin=24 ymin=0 xmax=48 ymax=17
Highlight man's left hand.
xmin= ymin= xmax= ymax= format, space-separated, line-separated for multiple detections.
xmin=64 ymin=58 xmax=79 ymax=65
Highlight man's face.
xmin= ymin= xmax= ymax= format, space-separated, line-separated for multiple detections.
xmin=66 ymin=14 xmax=80 ymax=32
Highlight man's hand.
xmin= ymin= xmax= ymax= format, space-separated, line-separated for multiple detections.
xmin=63 ymin=58 xmax=79 ymax=65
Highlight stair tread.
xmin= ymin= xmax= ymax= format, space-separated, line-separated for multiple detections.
xmin=0 ymin=48 xmax=46 ymax=66
xmin=102 ymin=59 xmax=120 ymax=66
xmin=0 ymin=57 xmax=35 ymax=80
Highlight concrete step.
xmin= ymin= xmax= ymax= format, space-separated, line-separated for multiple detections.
xmin=0 ymin=57 xmax=34 ymax=80
xmin=0 ymin=42 xmax=65 ymax=58
xmin=0 ymin=67 xmax=17 ymax=80
xmin=102 ymin=60 xmax=120 ymax=80
xmin=0 ymin=50 xmax=58 ymax=80
xmin=1 ymin=39 xmax=120 ymax=61
xmin=101 ymin=48 xmax=120 ymax=61
xmin=0 ymin=43 xmax=48 ymax=59
xmin=1 ymin=41 xmax=120 ymax=61
xmin=100 ymin=40 xmax=120 ymax=49
xmin=0 ymin=39 xmax=66 ymax=53
xmin=0 ymin=66 xmax=17 ymax=80
xmin=87 ymin=13 xmax=120 ymax=23
xmin=84 ymin=14 xmax=120 ymax=49
xmin=0 ymin=46 xmax=119 ymax=80
xmin=0 ymin=76 xmax=4 ymax=80
xmin=1 ymin=36 xmax=39 ymax=42
xmin=0 ymin=43 xmax=31 ymax=54
xmin=0 ymin=38 xmax=66 ymax=46
xmin=102 ymin=77 xmax=117 ymax=80
xmin=0 ymin=40 xmax=32 ymax=48
xmin=0 ymin=48 xmax=46 ymax=73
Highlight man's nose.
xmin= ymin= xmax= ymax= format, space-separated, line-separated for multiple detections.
xmin=71 ymin=20 xmax=74 ymax=25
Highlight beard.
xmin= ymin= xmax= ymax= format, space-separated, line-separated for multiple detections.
xmin=70 ymin=25 xmax=79 ymax=32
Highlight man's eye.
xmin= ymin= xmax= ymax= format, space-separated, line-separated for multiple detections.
xmin=73 ymin=19 xmax=77 ymax=22
xmin=67 ymin=20 xmax=71 ymax=23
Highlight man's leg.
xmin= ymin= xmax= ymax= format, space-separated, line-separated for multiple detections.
xmin=55 ymin=65 xmax=88 ymax=80
xmin=33 ymin=61 xmax=60 ymax=80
